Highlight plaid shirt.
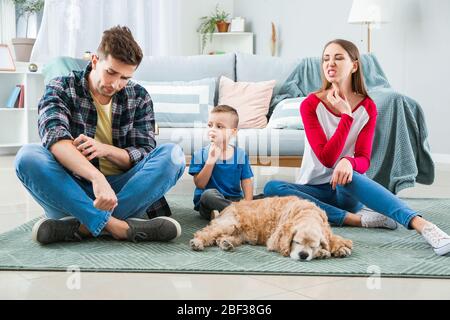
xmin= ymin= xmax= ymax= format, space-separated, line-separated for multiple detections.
xmin=37 ymin=62 xmax=171 ymax=216
xmin=38 ymin=62 xmax=156 ymax=164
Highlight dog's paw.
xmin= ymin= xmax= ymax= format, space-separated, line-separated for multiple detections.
xmin=190 ymin=238 xmax=204 ymax=251
xmin=332 ymin=246 xmax=352 ymax=258
xmin=218 ymin=239 xmax=234 ymax=251
xmin=316 ymin=249 xmax=331 ymax=259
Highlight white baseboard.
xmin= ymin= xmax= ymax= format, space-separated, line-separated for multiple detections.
xmin=432 ymin=153 xmax=450 ymax=164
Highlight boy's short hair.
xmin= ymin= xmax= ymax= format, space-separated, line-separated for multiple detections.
xmin=211 ymin=105 xmax=239 ymax=128
xmin=97 ymin=25 xmax=143 ymax=67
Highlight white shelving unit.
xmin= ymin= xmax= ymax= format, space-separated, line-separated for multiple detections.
xmin=200 ymin=32 xmax=254 ymax=55
xmin=0 ymin=62 xmax=44 ymax=154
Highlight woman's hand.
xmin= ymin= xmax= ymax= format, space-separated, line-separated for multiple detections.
xmin=330 ymin=158 xmax=353 ymax=190
xmin=326 ymin=84 xmax=352 ymax=115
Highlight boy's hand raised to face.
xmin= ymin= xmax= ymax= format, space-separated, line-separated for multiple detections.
xmin=206 ymin=143 xmax=222 ymax=165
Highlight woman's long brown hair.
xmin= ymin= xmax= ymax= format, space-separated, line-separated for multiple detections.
xmin=319 ymin=39 xmax=368 ymax=97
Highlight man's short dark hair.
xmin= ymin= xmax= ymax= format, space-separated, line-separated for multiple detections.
xmin=97 ymin=25 xmax=143 ymax=67
xmin=211 ymin=105 xmax=239 ymax=128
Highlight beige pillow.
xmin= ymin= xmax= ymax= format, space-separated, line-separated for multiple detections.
xmin=218 ymin=76 xmax=276 ymax=128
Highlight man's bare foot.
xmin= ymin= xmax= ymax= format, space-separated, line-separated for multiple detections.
xmin=104 ymin=217 xmax=129 ymax=240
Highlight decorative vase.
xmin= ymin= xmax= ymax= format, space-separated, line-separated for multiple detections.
xmin=12 ymin=38 xmax=36 ymax=62
xmin=28 ymin=63 xmax=38 ymax=72
xmin=216 ymin=21 xmax=230 ymax=32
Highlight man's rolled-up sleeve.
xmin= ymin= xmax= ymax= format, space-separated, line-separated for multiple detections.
xmin=38 ymin=81 xmax=74 ymax=150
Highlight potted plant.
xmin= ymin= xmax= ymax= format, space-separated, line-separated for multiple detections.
xmin=11 ymin=0 xmax=45 ymax=62
xmin=197 ymin=4 xmax=230 ymax=53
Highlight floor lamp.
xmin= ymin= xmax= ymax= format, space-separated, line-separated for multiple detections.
xmin=348 ymin=0 xmax=388 ymax=53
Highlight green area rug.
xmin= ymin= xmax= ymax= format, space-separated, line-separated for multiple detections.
xmin=1 ymin=196 xmax=449 ymax=278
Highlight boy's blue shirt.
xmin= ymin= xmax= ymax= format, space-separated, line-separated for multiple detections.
xmin=188 ymin=145 xmax=254 ymax=209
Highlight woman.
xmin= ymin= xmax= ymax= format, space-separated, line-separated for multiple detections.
xmin=264 ymin=39 xmax=450 ymax=256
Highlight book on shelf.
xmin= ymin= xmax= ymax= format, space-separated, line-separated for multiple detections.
xmin=207 ymin=51 xmax=226 ymax=55
xmin=4 ymin=86 xmax=21 ymax=108
xmin=3 ymin=84 xmax=24 ymax=109
xmin=15 ymin=84 xmax=24 ymax=108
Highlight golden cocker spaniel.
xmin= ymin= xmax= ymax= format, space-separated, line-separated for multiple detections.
xmin=190 ymin=196 xmax=352 ymax=261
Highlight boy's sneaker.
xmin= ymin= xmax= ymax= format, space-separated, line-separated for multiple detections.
xmin=253 ymin=193 xmax=266 ymax=200
xmin=146 ymin=197 xmax=172 ymax=219
xmin=32 ymin=217 xmax=83 ymax=245
xmin=358 ymin=208 xmax=398 ymax=230
xmin=421 ymin=223 xmax=450 ymax=256
xmin=126 ymin=216 xmax=181 ymax=242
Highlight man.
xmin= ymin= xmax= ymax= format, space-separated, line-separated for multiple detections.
xmin=15 ymin=26 xmax=185 ymax=244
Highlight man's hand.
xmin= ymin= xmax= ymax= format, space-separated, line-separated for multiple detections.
xmin=330 ymin=158 xmax=353 ymax=190
xmin=91 ymin=175 xmax=118 ymax=211
xmin=206 ymin=143 xmax=222 ymax=165
xmin=73 ymin=134 xmax=109 ymax=161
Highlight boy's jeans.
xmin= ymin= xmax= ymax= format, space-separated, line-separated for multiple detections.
xmin=15 ymin=143 xmax=186 ymax=236
xmin=197 ymin=189 xmax=241 ymax=220
xmin=197 ymin=189 xmax=266 ymax=220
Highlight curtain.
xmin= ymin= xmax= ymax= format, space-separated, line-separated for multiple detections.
xmin=30 ymin=0 xmax=181 ymax=63
xmin=0 ymin=0 xmax=16 ymax=45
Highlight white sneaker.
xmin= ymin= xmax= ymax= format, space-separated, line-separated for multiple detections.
xmin=421 ymin=223 xmax=450 ymax=256
xmin=358 ymin=207 xmax=398 ymax=230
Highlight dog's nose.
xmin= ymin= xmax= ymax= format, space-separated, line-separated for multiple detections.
xmin=299 ymin=252 xmax=309 ymax=260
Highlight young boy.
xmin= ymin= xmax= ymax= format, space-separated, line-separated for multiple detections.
xmin=189 ymin=105 xmax=254 ymax=220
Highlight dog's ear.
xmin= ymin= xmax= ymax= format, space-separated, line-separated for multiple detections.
xmin=267 ymin=206 xmax=291 ymax=252
xmin=267 ymin=221 xmax=295 ymax=257
xmin=278 ymin=223 xmax=296 ymax=256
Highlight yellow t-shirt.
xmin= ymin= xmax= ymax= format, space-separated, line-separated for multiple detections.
xmin=90 ymin=93 xmax=123 ymax=176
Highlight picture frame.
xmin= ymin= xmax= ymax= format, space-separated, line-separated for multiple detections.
xmin=230 ymin=17 xmax=245 ymax=32
xmin=0 ymin=44 xmax=16 ymax=71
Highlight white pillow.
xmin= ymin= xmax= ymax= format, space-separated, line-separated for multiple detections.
xmin=267 ymin=97 xmax=306 ymax=130
xmin=138 ymin=78 xmax=216 ymax=128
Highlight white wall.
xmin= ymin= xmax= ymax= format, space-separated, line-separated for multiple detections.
xmin=177 ymin=0 xmax=234 ymax=56
xmin=234 ymin=0 xmax=450 ymax=155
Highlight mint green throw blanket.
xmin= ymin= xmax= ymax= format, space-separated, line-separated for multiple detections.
xmin=42 ymin=56 xmax=88 ymax=84
xmin=271 ymin=54 xmax=434 ymax=193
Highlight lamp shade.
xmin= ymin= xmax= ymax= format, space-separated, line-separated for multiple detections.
xmin=348 ymin=0 xmax=389 ymax=23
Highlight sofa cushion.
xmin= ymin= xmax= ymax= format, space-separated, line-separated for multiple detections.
xmin=139 ymin=78 xmax=216 ymax=128
xmin=218 ymin=76 xmax=276 ymax=129
xmin=235 ymin=53 xmax=300 ymax=96
xmin=267 ymin=97 xmax=305 ymax=130
xmin=156 ymin=127 xmax=305 ymax=158
xmin=133 ymin=53 xmax=236 ymax=105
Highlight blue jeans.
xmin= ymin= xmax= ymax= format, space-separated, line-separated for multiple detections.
xmin=15 ymin=143 xmax=186 ymax=236
xmin=263 ymin=172 xmax=417 ymax=229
